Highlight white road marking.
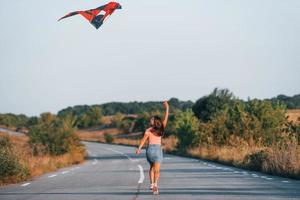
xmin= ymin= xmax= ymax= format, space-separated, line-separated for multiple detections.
xmin=21 ymin=183 xmax=30 ymax=187
xmin=282 ymin=180 xmax=290 ymax=183
xmin=103 ymin=146 xmax=145 ymax=185
xmin=138 ymin=165 xmax=144 ymax=184
xmin=48 ymin=174 xmax=57 ymax=178
xmin=105 ymin=147 xmax=135 ymax=162
xmin=234 ymin=171 xmax=239 ymax=173
xmin=92 ymin=159 xmax=98 ymax=165
xmin=61 ymin=171 xmax=69 ymax=174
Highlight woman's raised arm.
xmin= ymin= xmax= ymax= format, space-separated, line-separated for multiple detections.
xmin=162 ymin=101 xmax=169 ymax=128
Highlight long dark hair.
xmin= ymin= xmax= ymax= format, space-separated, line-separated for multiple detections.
xmin=151 ymin=115 xmax=164 ymax=137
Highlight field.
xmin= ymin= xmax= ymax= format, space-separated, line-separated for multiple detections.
xmin=286 ymin=109 xmax=300 ymax=124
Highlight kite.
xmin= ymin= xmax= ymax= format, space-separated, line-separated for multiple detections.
xmin=58 ymin=2 xmax=122 ymax=29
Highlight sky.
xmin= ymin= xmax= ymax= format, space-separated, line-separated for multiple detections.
xmin=0 ymin=0 xmax=299 ymax=116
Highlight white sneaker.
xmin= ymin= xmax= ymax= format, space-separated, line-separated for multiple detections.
xmin=152 ymin=185 xmax=159 ymax=195
xmin=150 ymin=183 xmax=154 ymax=190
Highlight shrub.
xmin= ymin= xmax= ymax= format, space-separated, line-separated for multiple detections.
xmin=0 ymin=136 xmax=30 ymax=182
xmin=192 ymin=88 xmax=234 ymax=122
xmin=29 ymin=113 xmax=80 ymax=156
xmin=174 ymin=109 xmax=200 ymax=152
xmin=104 ymin=133 xmax=114 ymax=143
xmin=262 ymin=141 xmax=300 ymax=178
xmin=111 ymin=112 xmax=124 ymax=128
xmin=243 ymin=150 xmax=268 ymax=171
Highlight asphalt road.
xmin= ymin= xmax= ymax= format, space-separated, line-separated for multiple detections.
xmin=0 ymin=142 xmax=299 ymax=200
xmin=0 ymin=128 xmax=24 ymax=136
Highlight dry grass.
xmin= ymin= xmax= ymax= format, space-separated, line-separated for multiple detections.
xmin=262 ymin=142 xmax=300 ymax=178
xmin=188 ymin=145 xmax=265 ymax=166
xmin=110 ymin=138 xmax=140 ymax=146
xmin=162 ymin=135 xmax=178 ymax=152
xmin=76 ymin=128 xmax=120 ymax=142
xmin=101 ymin=115 xmax=114 ymax=124
xmin=0 ymin=133 xmax=86 ymax=185
xmin=188 ymin=140 xmax=300 ymax=179
xmin=286 ymin=109 xmax=300 ymax=124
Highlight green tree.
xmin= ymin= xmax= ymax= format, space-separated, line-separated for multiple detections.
xmin=87 ymin=107 xmax=103 ymax=127
xmin=174 ymin=109 xmax=200 ymax=152
xmin=29 ymin=113 xmax=79 ymax=155
xmin=192 ymin=88 xmax=234 ymax=122
xmin=111 ymin=112 xmax=124 ymax=128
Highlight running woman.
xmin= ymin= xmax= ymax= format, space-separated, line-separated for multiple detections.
xmin=136 ymin=101 xmax=169 ymax=195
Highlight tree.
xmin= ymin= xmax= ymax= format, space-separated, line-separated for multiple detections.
xmin=28 ymin=113 xmax=79 ymax=155
xmin=192 ymin=88 xmax=234 ymax=122
xmin=174 ymin=109 xmax=200 ymax=152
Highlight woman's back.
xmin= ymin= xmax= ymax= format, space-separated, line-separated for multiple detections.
xmin=145 ymin=128 xmax=161 ymax=145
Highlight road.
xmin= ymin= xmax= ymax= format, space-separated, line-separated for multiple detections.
xmin=0 ymin=127 xmax=24 ymax=136
xmin=0 ymin=142 xmax=299 ymax=200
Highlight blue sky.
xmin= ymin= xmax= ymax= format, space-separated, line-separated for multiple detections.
xmin=1 ymin=0 xmax=299 ymax=116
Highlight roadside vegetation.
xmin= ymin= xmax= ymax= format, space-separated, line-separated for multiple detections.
xmin=75 ymin=89 xmax=300 ymax=179
xmin=0 ymin=113 xmax=85 ymax=186
xmin=1 ymin=88 xmax=300 ymax=185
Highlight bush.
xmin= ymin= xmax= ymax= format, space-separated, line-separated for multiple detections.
xmin=243 ymin=150 xmax=268 ymax=171
xmin=119 ymin=118 xmax=134 ymax=134
xmin=174 ymin=109 xmax=200 ymax=152
xmin=0 ymin=136 xmax=30 ymax=182
xmin=132 ymin=111 xmax=161 ymax=133
xmin=190 ymin=92 xmax=288 ymax=146
xmin=104 ymin=133 xmax=114 ymax=143
xmin=192 ymin=88 xmax=234 ymax=122
xmin=111 ymin=112 xmax=124 ymax=128
xmin=262 ymin=142 xmax=300 ymax=178
xmin=29 ymin=113 xmax=80 ymax=156
xmin=0 ymin=113 xmax=29 ymax=128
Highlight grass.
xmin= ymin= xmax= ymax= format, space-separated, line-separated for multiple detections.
xmin=286 ymin=109 xmax=300 ymax=124
xmin=0 ymin=132 xmax=86 ymax=186
xmin=77 ymin=128 xmax=120 ymax=142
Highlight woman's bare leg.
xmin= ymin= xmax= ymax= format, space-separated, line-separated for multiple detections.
xmin=149 ymin=163 xmax=155 ymax=184
xmin=153 ymin=162 xmax=161 ymax=185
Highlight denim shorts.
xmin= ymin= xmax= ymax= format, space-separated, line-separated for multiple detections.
xmin=146 ymin=144 xmax=163 ymax=164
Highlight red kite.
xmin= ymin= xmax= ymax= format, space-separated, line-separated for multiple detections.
xmin=58 ymin=2 xmax=122 ymax=29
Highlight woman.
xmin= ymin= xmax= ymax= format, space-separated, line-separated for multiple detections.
xmin=136 ymin=101 xmax=169 ymax=195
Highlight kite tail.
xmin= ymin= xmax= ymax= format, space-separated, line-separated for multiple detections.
xmin=90 ymin=15 xmax=104 ymax=29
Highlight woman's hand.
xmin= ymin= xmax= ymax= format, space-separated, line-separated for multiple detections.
xmin=136 ymin=148 xmax=141 ymax=154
